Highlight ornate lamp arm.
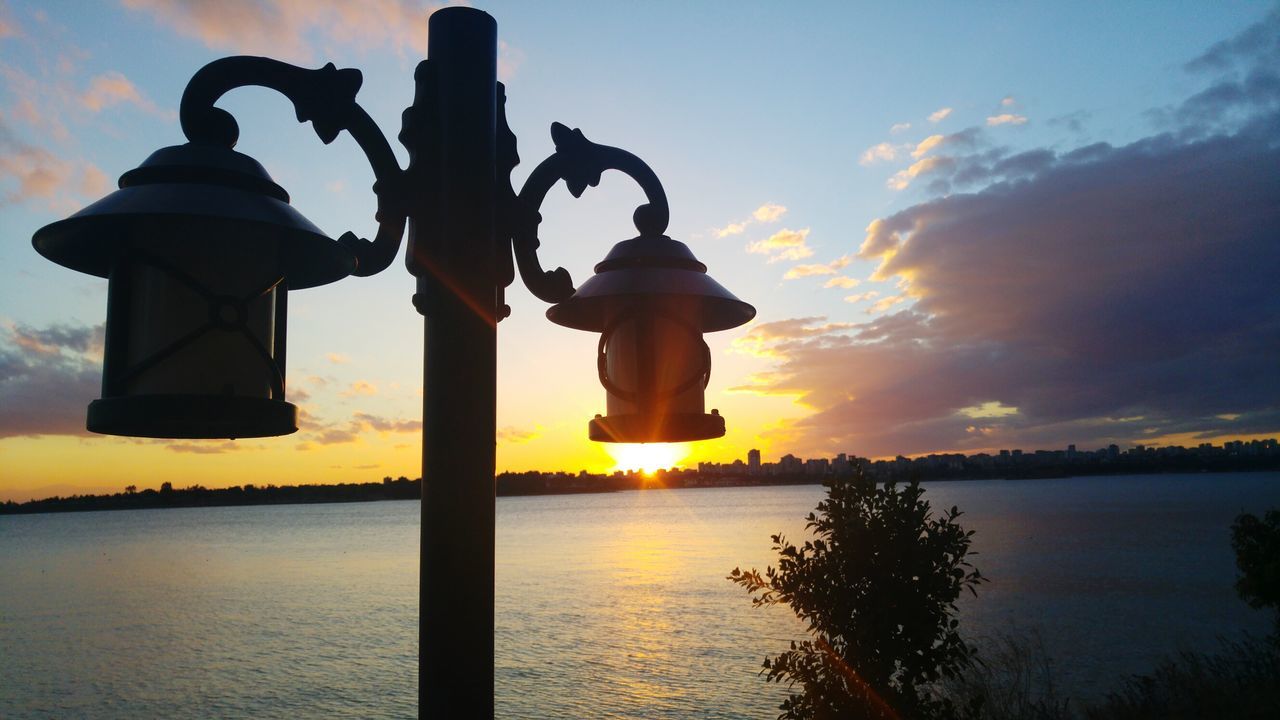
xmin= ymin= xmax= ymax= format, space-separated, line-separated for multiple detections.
xmin=502 ymin=121 xmax=672 ymax=305
xmin=179 ymin=56 xmax=408 ymax=277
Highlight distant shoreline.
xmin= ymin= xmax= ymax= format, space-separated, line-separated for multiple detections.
xmin=4 ymin=463 xmax=1278 ymax=516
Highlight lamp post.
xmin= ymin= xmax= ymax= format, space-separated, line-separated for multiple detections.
xmin=31 ymin=7 xmax=754 ymax=717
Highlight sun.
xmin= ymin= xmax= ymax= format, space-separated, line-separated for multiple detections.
xmin=606 ymin=443 xmax=691 ymax=475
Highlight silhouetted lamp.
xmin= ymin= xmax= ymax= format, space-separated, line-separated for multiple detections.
xmin=547 ymin=234 xmax=754 ymax=442
xmin=31 ymin=142 xmax=354 ymax=438
xmin=514 ymin=122 xmax=755 ymax=444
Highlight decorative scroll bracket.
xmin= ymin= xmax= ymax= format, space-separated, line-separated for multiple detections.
xmin=179 ymin=56 xmax=409 ymax=278
xmin=498 ymin=118 xmax=672 ymax=308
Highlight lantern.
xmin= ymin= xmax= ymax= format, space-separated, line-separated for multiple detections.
xmin=547 ymin=234 xmax=755 ymax=442
xmin=31 ymin=142 xmax=354 ymax=439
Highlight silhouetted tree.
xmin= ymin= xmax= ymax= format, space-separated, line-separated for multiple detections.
xmin=1232 ymin=509 xmax=1280 ymax=637
xmin=730 ymin=470 xmax=984 ymax=719
xmin=160 ymin=481 xmax=173 ymax=493
xmin=124 ymin=485 xmax=137 ymax=494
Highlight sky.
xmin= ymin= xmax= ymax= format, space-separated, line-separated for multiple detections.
xmin=1 ymin=1 xmax=1278 ymax=501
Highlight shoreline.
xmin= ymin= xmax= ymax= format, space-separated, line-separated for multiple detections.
xmin=4 ymin=466 xmax=1278 ymax=516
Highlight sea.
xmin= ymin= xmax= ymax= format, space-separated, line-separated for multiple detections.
xmin=1 ymin=472 xmax=1276 ymax=718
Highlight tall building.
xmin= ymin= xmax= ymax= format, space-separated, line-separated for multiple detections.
xmin=747 ymin=448 xmax=761 ymax=474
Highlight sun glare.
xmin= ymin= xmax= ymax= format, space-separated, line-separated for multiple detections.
xmin=606 ymin=443 xmax=691 ymax=475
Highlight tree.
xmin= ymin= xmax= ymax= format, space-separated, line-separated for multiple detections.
xmin=729 ymin=470 xmax=985 ymax=719
xmin=1232 ymin=509 xmax=1280 ymax=636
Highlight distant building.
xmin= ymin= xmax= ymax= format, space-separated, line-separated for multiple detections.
xmin=832 ymin=453 xmax=851 ymax=475
xmin=779 ymin=454 xmax=802 ymax=474
xmin=747 ymin=448 xmax=761 ymax=474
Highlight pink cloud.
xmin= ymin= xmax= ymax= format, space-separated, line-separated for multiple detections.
xmin=122 ymin=0 xmax=451 ymax=62
xmin=0 ymin=322 xmax=103 ymax=438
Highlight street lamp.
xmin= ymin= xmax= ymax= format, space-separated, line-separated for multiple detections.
xmin=30 ymin=7 xmax=754 ymax=717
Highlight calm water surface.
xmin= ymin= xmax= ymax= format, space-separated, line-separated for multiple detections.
xmin=1 ymin=473 xmax=1276 ymax=718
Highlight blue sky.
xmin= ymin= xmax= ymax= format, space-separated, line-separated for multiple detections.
xmin=1 ymin=1 xmax=1277 ymax=499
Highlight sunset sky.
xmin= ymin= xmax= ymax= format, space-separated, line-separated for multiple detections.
xmin=2 ymin=1 xmax=1278 ymax=501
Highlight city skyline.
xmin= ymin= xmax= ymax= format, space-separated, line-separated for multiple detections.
xmin=2 ymin=2 xmax=1278 ymax=502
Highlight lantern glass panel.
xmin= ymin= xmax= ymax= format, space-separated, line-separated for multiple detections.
xmin=103 ymin=219 xmax=286 ymax=401
xmin=602 ymin=298 xmax=707 ymax=419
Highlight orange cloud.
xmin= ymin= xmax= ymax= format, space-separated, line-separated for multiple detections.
xmin=340 ymin=380 xmax=377 ymax=397
xmin=715 ymin=202 xmax=788 ymax=237
xmin=911 ymin=134 xmax=944 ymax=158
xmin=887 ymin=156 xmax=951 ymax=191
xmin=714 ymin=221 xmax=747 ymax=238
xmin=823 ymin=276 xmax=860 ymax=289
xmin=843 ymin=291 xmax=880 ymax=304
xmin=752 ymin=202 xmax=787 ymax=223
xmin=497 ymin=425 xmax=539 ymax=444
xmin=782 ymin=255 xmax=851 ymax=280
xmin=747 ymin=228 xmax=812 ymax=263
xmin=928 ymin=107 xmax=953 ymax=123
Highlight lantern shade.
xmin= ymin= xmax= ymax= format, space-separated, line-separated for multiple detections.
xmin=546 ymin=235 xmax=754 ymax=332
xmin=30 ymin=142 xmax=353 ymax=439
xmin=548 ymin=234 xmax=754 ymax=443
xmin=32 ymin=143 xmax=354 ymax=289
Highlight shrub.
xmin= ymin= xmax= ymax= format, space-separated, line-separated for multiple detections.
xmin=729 ymin=471 xmax=984 ymax=719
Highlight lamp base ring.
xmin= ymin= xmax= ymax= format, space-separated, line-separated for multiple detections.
xmin=588 ymin=412 xmax=724 ymax=443
xmin=88 ymin=395 xmax=298 ymax=439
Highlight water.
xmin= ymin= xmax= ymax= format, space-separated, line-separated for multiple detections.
xmin=1 ymin=473 xmax=1276 ymax=718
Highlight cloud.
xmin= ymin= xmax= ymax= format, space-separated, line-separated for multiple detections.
xmin=731 ymin=317 xmax=858 ymax=359
xmin=121 ymin=0 xmax=451 ymax=62
xmin=166 ymin=441 xmax=240 ymax=454
xmin=987 ymin=113 xmax=1028 ymax=126
xmin=783 ymin=255 xmax=851 ymax=280
xmin=746 ymin=228 xmax=812 ymax=263
xmin=859 ymin=142 xmax=904 ymax=165
xmin=339 ymin=380 xmax=377 ymax=397
xmin=325 ymin=352 xmax=349 ymax=364
xmin=715 ymin=202 xmax=788 ymax=236
xmin=928 ymin=107 xmax=952 ymax=123
xmin=911 ymin=134 xmax=945 ymax=158
xmin=1183 ymin=9 xmax=1279 ymax=74
xmin=823 ymin=276 xmax=860 ymax=289
xmin=867 ymin=294 xmax=907 ymax=314
xmin=714 ymin=221 xmax=746 ymax=238
xmin=0 ymin=322 xmax=103 ymax=438
xmin=497 ymin=426 xmax=539 ymax=444
xmin=0 ymin=6 xmax=19 ymax=39
xmin=752 ymin=202 xmax=787 ymax=223
xmin=843 ymin=291 xmax=879 ymax=304
xmin=754 ymin=121 xmax=1280 ymax=456
xmin=498 ymin=39 xmax=525 ymax=81
xmin=354 ymin=412 xmax=420 ymax=433
xmin=887 ymin=156 xmax=953 ymax=191
xmin=0 ymin=116 xmax=110 ymax=210
xmin=1001 ymin=96 xmax=1016 ymax=107
xmin=740 ymin=14 xmax=1280 ymax=458
xmin=80 ymin=71 xmax=169 ymax=117
xmin=890 ymin=122 xmax=912 ymax=134
xmin=0 ymin=144 xmax=95 ymax=202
